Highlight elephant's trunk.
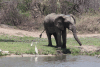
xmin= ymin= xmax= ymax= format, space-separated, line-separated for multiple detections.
xmin=71 ymin=25 xmax=82 ymax=46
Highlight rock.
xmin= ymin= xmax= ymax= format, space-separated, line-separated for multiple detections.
xmin=95 ymin=55 xmax=100 ymax=58
xmin=56 ymin=50 xmax=63 ymax=55
xmin=2 ymin=51 xmax=9 ymax=54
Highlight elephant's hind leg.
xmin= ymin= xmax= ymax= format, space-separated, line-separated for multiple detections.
xmin=46 ymin=32 xmax=52 ymax=46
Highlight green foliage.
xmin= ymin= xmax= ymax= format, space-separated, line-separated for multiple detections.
xmin=70 ymin=47 xmax=80 ymax=55
xmin=0 ymin=52 xmax=3 ymax=56
xmin=99 ymin=7 xmax=100 ymax=10
xmin=18 ymin=4 xmax=27 ymax=12
xmin=25 ymin=50 xmax=35 ymax=54
xmin=19 ymin=11 xmax=31 ymax=17
xmin=0 ymin=0 xmax=2 ymax=9
xmin=43 ymin=6 xmax=51 ymax=15
xmin=81 ymin=52 xmax=100 ymax=56
xmin=41 ymin=47 xmax=57 ymax=55
xmin=0 ymin=52 xmax=8 ymax=56
xmin=88 ymin=8 xmax=95 ymax=13
xmin=15 ymin=51 xmax=21 ymax=55
xmin=17 ymin=0 xmax=32 ymax=12
xmin=64 ymin=1 xmax=73 ymax=6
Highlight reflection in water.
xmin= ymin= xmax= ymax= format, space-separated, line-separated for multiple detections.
xmin=0 ymin=55 xmax=100 ymax=67
xmin=43 ymin=55 xmax=77 ymax=62
xmin=30 ymin=56 xmax=38 ymax=62
xmin=35 ymin=56 xmax=38 ymax=62
xmin=30 ymin=57 xmax=33 ymax=61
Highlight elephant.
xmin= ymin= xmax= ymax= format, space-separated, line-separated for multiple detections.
xmin=40 ymin=13 xmax=82 ymax=48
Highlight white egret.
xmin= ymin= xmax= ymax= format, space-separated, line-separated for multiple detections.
xmin=35 ymin=45 xmax=38 ymax=55
xmin=30 ymin=41 xmax=38 ymax=55
xmin=0 ymin=49 xmax=2 ymax=52
xmin=31 ymin=41 xmax=33 ymax=47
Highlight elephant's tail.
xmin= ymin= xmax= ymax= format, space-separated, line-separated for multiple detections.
xmin=39 ymin=30 xmax=45 ymax=38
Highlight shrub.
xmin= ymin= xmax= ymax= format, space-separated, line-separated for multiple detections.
xmin=1 ymin=1 xmax=26 ymax=26
xmin=76 ymin=14 xmax=100 ymax=33
xmin=17 ymin=0 xmax=32 ymax=12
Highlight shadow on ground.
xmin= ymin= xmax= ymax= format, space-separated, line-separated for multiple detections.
xmin=0 ymin=39 xmax=15 ymax=42
xmin=0 ymin=39 xmax=37 ymax=43
xmin=43 ymin=45 xmax=71 ymax=54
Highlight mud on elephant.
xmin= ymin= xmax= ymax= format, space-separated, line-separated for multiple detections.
xmin=40 ymin=13 xmax=82 ymax=48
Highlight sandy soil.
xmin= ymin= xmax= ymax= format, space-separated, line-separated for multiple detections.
xmin=0 ymin=24 xmax=100 ymax=38
xmin=5 ymin=54 xmax=54 ymax=57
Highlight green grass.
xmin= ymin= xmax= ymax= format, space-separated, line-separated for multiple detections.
xmin=0 ymin=34 xmax=100 ymax=56
xmin=19 ymin=11 xmax=31 ymax=17
xmin=67 ymin=37 xmax=100 ymax=46
xmin=0 ymin=35 xmax=57 ymax=55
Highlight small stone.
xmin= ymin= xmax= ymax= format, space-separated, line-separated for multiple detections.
xmin=2 ymin=51 xmax=9 ymax=54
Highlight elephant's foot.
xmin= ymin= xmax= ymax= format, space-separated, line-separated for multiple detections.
xmin=56 ymin=45 xmax=61 ymax=48
xmin=62 ymin=45 xmax=66 ymax=48
xmin=48 ymin=44 xmax=52 ymax=46
xmin=57 ymin=47 xmax=61 ymax=49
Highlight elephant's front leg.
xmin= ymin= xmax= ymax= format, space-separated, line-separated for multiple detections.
xmin=53 ymin=33 xmax=58 ymax=46
xmin=56 ymin=31 xmax=62 ymax=47
xmin=62 ymin=28 xmax=66 ymax=48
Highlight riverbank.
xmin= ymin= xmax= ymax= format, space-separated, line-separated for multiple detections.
xmin=1 ymin=45 xmax=100 ymax=57
xmin=0 ymin=33 xmax=100 ymax=57
xmin=0 ymin=24 xmax=100 ymax=56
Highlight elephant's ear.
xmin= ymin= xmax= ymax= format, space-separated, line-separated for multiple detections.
xmin=70 ymin=14 xmax=76 ymax=24
xmin=64 ymin=14 xmax=76 ymax=25
xmin=54 ymin=16 xmax=65 ymax=30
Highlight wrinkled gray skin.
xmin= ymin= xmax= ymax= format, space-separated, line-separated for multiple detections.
xmin=42 ymin=13 xmax=82 ymax=48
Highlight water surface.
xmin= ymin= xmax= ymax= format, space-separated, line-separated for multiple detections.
xmin=0 ymin=55 xmax=100 ymax=67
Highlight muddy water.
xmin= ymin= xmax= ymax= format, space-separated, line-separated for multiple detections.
xmin=0 ymin=55 xmax=100 ymax=67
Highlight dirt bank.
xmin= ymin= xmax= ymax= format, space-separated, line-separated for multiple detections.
xmin=0 ymin=24 xmax=100 ymax=38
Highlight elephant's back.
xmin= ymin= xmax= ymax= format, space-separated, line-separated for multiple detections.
xmin=44 ymin=13 xmax=57 ymax=23
xmin=44 ymin=13 xmax=57 ymax=33
xmin=44 ymin=13 xmax=57 ymax=26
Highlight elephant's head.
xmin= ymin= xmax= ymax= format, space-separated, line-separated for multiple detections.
xmin=63 ymin=14 xmax=82 ymax=46
xmin=63 ymin=14 xmax=76 ymax=29
xmin=54 ymin=14 xmax=76 ymax=30
xmin=54 ymin=16 xmax=65 ymax=30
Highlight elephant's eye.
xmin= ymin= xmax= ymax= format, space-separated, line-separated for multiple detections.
xmin=58 ymin=21 xmax=61 ymax=23
xmin=57 ymin=20 xmax=62 ymax=23
xmin=58 ymin=22 xmax=63 ymax=25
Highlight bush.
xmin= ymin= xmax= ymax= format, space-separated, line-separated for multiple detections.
xmin=1 ymin=1 xmax=26 ymax=26
xmin=76 ymin=14 xmax=100 ymax=33
xmin=17 ymin=0 xmax=32 ymax=12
